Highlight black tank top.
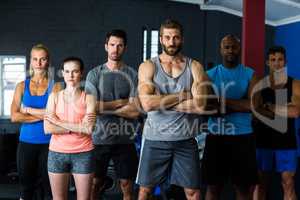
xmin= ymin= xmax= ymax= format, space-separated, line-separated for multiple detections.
xmin=255 ymin=77 xmax=296 ymax=149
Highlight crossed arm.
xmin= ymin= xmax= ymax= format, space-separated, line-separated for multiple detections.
xmin=11 ymin=82 xmax=62 ymax=123
xmin=85 ymin=69 xmax=140 ymax=119
xmin=173 ymin=61 xmax=209 ymax=114
xmin=224 ymin=75 xmax=259 ymax=113
xmin=138 ymin=60 xmax=208 ymax=114
xmin=97 ymin=97 xmax=140 ymax=119
xmin=258 ymin=79 xmax=300 ymax=118
xmin=44 ymin=92 xmax=96 ymax=135
xmin=285 ymin=79 xmax=300 ymax=117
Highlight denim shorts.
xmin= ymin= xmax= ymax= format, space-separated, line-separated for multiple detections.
xmin=48 ymin=150 xmax=95 ymax=174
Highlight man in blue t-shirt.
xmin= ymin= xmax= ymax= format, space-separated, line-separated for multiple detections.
xmin=201 ymin=35 xmax=258 ymax=200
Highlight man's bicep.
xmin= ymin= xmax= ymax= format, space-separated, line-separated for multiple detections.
xmin=247 ymin=74 xmax=259 ymax=99
xmin=292 ymin=80 xmax=300 ymax=107
xmin=191 ymin=61 xmax=209 ymax=97
xmin=138 ymin=61 xmax=156 ymax=96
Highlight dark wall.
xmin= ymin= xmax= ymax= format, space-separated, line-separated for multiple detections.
xmin=0 ymin=0 xmax=275 ymax=132
xmin=204 ymin=10 xmax=275 ymax=68
xmin=275 ymin=22 xmax=300 ymax=79
xmin=0 ymin=0 xmax=205 ymax=74
xmin=0 ymin=0 xmax=275 ymax=71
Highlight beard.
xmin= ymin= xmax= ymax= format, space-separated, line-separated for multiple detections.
xmin=162 ymin=44 xmax=182 ymax=56
xmin=108 ymin=53 xmax=122 ymax=61
xmin=224 ymin=54 xmax=238 ymax=63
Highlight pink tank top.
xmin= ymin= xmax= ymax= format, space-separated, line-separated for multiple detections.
xmin=49 ymin=91 xmax=94 ymax=153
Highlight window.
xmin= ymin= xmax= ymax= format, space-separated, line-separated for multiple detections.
xmin=150 ymin=30 xmax=159 ymax=58
xmin=143 ymin=29 xmax=159 ymax=61
xmin=143 ymin=29 xmax=147 ymax=61
xmin=0 ymin=56 xmax=26 ymax=117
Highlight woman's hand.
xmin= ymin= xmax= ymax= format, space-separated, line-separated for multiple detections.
xmin=20 ymin=106 xmax=31 ymax=114
xmin=82 ymin=113 xmax=96 ymax=135
xmin=44 ymin=113 xmax=61 ymax=125
xmin=82 ymin=113 xmax=96 ymax=124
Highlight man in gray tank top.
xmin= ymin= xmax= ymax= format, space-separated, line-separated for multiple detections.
xmin=85 ymin=30 xmax=140 ymax=200
xmin=136 ymin=19 xmax=209 ymax=200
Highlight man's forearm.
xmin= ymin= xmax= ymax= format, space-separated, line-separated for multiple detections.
xmin=140 ymin=92 xmax=189 ymax=112
xmin=97 ymin=99 xmax=128 ymax=113
xmin=269 ymin=104 xmax=300 ymax=118
xmin=224 ymin=99 xmax=251 ymax=113
xmin=113 ymin=103 xmax=140 ymax=119
xmin=173 ymin=99 xmax=209 ymax=114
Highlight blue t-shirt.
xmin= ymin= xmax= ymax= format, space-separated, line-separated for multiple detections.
xmin=19 ymin=78 xmax=53 ymax=144
xmin=207 ymin=64 xmax=254 ymax=135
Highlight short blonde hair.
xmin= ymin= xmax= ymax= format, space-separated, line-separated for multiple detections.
xmin=29 ymin=44 xmax=50 ymax=77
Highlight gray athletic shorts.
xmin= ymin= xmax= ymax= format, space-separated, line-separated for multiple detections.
xmin=48 ymin=150 xmax=95 ymax=174
xmin=136 ymin=138 xmax=201 ymax=189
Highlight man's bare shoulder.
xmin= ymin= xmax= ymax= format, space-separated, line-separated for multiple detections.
xmin=190 ymin=59 xmax=205 ymax=76
xmin=293 ymin=79 xmax=300 ymax=86
xmin=138 ymin=60 xmax=156 ymax=78
xmin=191 ymin=59 xmax=204 ymax=70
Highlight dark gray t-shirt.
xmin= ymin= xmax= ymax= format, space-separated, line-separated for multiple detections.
xmin=85 ymin=64 xmax=138 ymax=145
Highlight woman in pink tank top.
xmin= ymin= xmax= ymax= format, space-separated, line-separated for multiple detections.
xmin=44 ymin=57 xmax=96 ymax=200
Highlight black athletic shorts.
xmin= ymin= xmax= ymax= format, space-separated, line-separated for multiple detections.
xmin=94 ymin=144 xmax=138 ymax=180
xmin=201 ymin=134 xmax=258 ymax=186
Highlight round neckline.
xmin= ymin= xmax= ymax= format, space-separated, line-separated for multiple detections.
xmin=103 ymin=63 xmax=125 ymax=72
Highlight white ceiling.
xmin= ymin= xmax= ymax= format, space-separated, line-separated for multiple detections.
xmin=170 ymin=0 xmax=300 ymax=26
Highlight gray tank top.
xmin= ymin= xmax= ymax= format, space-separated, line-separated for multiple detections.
xmin=143 ymin=56 xmax=203 ymax=141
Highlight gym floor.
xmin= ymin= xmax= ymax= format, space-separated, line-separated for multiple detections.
xmin=1 ymin=164 xmax=300 ymax=200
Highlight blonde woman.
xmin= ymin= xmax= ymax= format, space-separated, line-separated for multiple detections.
xmin=44 ymin=57 xmax=96 ymax=200
xmin=11 ymin=44 xmax=61 ymax=200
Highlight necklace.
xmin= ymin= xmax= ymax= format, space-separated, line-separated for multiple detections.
xmin=29 ymin=78 xmax=48 ymax=96
xmin=30 ymin=79 xmax=42 ymax=85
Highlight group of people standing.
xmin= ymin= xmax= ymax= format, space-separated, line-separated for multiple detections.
xmin=10 ymin=18 xmax=300 ymax=200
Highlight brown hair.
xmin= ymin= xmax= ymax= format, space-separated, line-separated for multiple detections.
xmin=105 ymin=29 xmax=127 ymax=46
xmin=267 ymin=46 xmax=286 ymax=61
xmin=159 ymin=19 xmax=183 ymax=37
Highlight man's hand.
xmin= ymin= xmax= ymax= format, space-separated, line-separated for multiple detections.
xmin=98 ymin=99 xmax=129 ymax=113
xmin=179 ymin=91 xmax=193 ymax=102
xmin=114 ymin=99 xmax=129 ymax=109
